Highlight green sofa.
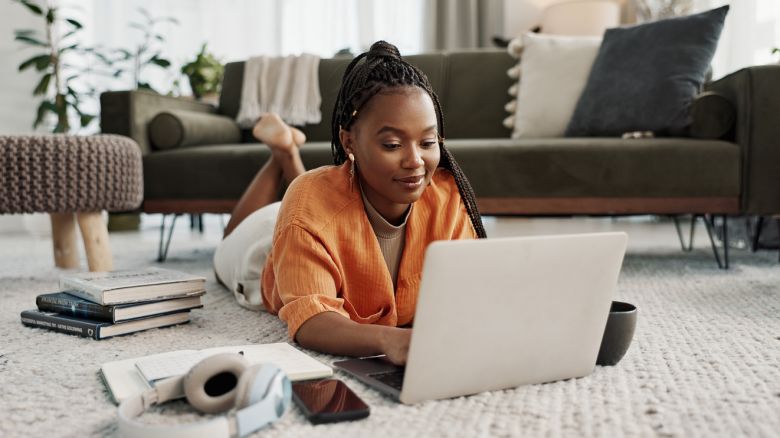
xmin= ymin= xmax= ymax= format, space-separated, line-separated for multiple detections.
xmin=100 ymin=50 xmax=780 ymax=220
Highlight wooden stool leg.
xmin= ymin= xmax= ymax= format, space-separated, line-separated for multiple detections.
xmin=77 ymin=211 xmax=113 ymax=272
xmin=50 ymin=213 xmax=79 ymax=269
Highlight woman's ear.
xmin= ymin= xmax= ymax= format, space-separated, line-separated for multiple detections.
xmin=339 ymin=127 xmax=354 ymax=157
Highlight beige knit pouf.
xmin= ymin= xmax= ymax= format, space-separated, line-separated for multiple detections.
xmin=0 ymin=135 xmax=143 ymax=271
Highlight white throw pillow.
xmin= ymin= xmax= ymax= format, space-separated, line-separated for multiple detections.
xmin=512 ymin=33 xmax=602 ymax=138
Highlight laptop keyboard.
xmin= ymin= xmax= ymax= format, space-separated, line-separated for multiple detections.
xmin=369 ymin=370 xmax=405 ymax=390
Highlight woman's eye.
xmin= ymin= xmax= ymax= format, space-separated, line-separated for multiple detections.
xmin=382 ymin=143 xmax=402 ymax=149
xmin=422 ymin=141 xmax=438 ymax=148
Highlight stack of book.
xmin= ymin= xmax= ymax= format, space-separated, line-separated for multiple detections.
xmin=20 ymin=267 xmax=206 ymax=340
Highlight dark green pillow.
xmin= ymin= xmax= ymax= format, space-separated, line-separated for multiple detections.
xmin=690 ymin=91 xmax=735 ymax=139
xmin=149 ymin=109 xmax=241 ymax=150
xmin=565 ymin=6 xmax=729 ymax=137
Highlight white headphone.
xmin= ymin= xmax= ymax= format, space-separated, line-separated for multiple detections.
xmin=118 ymin=353 xmax=291 ymax=438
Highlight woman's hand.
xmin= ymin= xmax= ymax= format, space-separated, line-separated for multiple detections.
xmin=381 ymin=327 xmax=412 ymax=365
xmin=296 ymin=312 xmax=413 ymax=364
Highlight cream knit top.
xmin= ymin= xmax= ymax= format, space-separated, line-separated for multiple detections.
xmin=360 ymin=188 xmax=409 ymax=289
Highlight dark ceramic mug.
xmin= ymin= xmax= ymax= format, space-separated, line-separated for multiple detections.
xmin=596 ymin=301 xmax=637 ymax=366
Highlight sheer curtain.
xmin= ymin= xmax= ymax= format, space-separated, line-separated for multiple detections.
xmin=74 ymin=0 xmax=426 ymax=94
xmin=422 ymin=0 xmax=505 ymax=50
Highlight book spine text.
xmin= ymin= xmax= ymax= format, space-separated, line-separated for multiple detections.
xmin=20 ymin=311 xmax=101 ymax=339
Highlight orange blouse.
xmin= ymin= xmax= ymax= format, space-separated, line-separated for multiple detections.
xmin=261 ymin=162 xmax=477 ymax=339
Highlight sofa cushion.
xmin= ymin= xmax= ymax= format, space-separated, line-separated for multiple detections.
xmin=566 ymin=6 xmax=729 ymax=137
xmin=443 ymin=50 xmax=516 ymax=139
xmin=144 ymin=139 xmax=740 ymax=202
xmin=148 ymin=110 xmax=241 ymax=150
xmin=512 ymin=33 xmax=601 ymax=138
xmin=444 ymin=138 xmax=740 ymax=198
xmin=143 ymin=143 xmax=334 ymax=200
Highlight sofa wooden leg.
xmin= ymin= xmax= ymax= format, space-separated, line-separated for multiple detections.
xmin=77 ymin=211 xmax=113 ymax=272
xmin=50 ymin=212 xmax=79 ymax=269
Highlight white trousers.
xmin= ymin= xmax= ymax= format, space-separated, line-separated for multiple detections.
xmin=213 ymin=202 xmax=281 ymax=311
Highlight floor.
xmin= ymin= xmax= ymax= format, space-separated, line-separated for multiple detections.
xmin=1 ymin=214 xmax=778 ymax=437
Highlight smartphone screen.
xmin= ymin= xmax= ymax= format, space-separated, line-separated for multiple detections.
xmin=292 ymin=379 xmax=370 ymax=424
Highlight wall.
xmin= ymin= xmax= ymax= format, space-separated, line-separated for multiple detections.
xmin=0 ymin=1 xmax=43 ymax=135
xmin=0 ymin=3 xmax=42 ymax=233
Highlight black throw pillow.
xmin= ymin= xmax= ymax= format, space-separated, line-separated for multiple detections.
xmin=565 ymin=6 xmax=729 ymax=137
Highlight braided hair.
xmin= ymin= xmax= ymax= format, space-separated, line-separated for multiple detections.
xmin=330 ymin=41 xmax=487 ymax=239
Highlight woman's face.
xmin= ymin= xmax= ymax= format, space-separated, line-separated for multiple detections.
xmin=339 ymin=86 xmax=441 ymax=224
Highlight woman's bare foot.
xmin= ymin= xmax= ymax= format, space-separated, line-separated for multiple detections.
xmin=291 ymin=127 xmax=306 ymax=147
xmin=252 ymin=113 xmax=294 ymax=152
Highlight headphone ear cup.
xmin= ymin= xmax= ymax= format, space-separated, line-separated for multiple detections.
xmin=184 ymin=353 xmax=249 ymax=414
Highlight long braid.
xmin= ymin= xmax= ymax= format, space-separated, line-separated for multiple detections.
xmin=331 ymin=41 xmax=487 ymax=238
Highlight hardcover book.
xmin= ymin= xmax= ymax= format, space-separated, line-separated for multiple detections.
xmin=59 ymin=267 xmax=206 ymax=305
xmin=20 ymin=309 xmax=191 ymax=340
xmin=36 ymin=291 xmax=204 ymax=323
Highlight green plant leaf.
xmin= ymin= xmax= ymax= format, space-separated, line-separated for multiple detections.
xmin=33 ymin=73 xmax=51 ymax=95
xmin=80 ymin=114 xmax=95 ymax=127
xmin=150 ymin=57 xmax=171 ymax=68
xmin=14 ymin=29 xmax=36 ymax=37
xmin=66 ymin=86 xmax=79 ymax=102
xmin=66 ymin=18 xmax=83 ymax=29
xmin=19 ymin=1 xmax=43 ymax=15
xmin=45 ymin=7 xmax=55 ymax=24
xmin=18 ymin=54 xmax=51 ymax=71
xmin=33 ymin=100 xmax=56 ymax=128
xmin=61 ymin=29 xmax=80 ymax=40
xmin=59 ymin=43 xmax=79 ymax=54
xmin=92 ymin=51 xmax=111 ymax=64
xmin=119 ymin=49 xmax=134 ymax=60
xmin=138 ymin=7 xmax=152 ymax=22
xmin=15 ymin=35 xmax=47 ymax=47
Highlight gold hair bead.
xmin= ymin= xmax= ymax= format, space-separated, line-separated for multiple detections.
xmin=351 ymin=110 xmax=358 ymax=117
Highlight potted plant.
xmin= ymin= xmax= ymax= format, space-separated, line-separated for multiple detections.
xmin=181 ymin=43 xmax=224 ymax=103
xmin=115 ymin=7 xmax=179 ymax=94
xmin=13 ymin=0 xmax=106 ymax=132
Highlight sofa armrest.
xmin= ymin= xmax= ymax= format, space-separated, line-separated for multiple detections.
xmin=705 ymin=65 xmax=780 ymax=214
xmin=148 ymin=110 xmax=241 ymax=150
xmin=100 ymin=90 xmax=216 ymax=155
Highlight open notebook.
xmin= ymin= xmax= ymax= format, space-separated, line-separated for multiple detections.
xmin=99 ymin=343 xmax=333 ymax=404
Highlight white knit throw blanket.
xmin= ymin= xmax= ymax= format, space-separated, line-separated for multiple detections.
xmin=236 ymin=53 xmax=322 ymax=127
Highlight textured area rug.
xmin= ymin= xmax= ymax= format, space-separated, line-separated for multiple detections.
xmin=0 ymin=220 xmax=778 ymax=437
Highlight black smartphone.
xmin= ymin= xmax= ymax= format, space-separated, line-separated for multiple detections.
xmin=292 ymin=379 xmax=370 ymax=424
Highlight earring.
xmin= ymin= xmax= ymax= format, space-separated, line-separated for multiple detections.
xmin=348 ymin=153 xmax=355 ymax=186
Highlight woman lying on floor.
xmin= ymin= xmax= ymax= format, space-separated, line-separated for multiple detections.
xmin=214 ymin=41 xmax=486 ymax=365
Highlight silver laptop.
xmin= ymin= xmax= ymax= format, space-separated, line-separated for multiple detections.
xmin=334 ymin=232 xmax=628 ymax=404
